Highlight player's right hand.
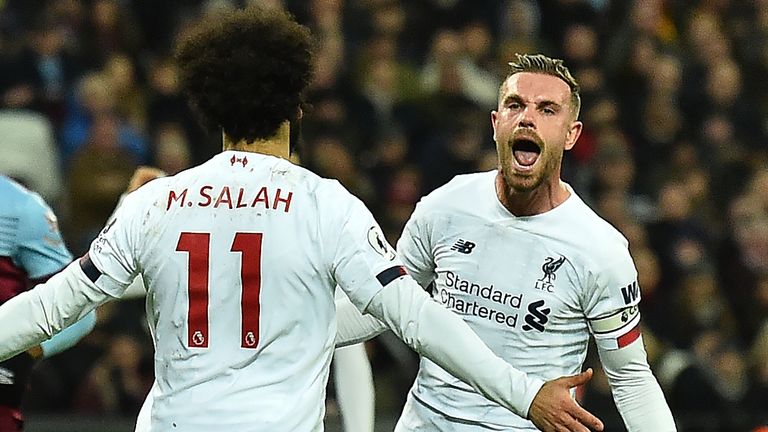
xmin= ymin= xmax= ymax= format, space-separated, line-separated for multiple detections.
xmin=527 ymin=368 xmax=604 ymax=432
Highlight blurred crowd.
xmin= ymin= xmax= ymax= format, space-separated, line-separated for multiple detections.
xmin=0 ymin=0 xmax=767 ymax=430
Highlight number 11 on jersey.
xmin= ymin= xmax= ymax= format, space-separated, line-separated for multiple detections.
xmin=176 ymin=232 xmax=263 ymax=349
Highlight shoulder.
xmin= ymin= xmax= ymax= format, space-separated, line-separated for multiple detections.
xmin=298 ymin=166 xmax=359 ymax=209
xmin=123 ymin=174 xmax=175 ymax=209
xmin=561 ymin=193 xmax=631 ymax=266
xmin=572 ymin=197 xmax=627 ymax=246
xmin=0 ymin=176 xmax=52 ymax=221
xmin=416 ymin=171 xmax=495 ymax=214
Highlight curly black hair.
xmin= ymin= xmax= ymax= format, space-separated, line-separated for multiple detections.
xmin=175 ymin=7 xmax=313 ymax=143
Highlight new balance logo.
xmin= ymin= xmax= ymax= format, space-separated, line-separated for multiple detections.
xmin=451 ymin=239 xmax=476 ymax=254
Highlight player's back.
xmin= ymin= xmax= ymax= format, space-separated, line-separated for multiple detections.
xmin=111 ymin=152 xmax=345 ymax=431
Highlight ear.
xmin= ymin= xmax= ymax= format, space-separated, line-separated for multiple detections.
xmin=491 ymin=110 xmax=498 ymax=141
xmin=564 ymin=121 xmax=582 ymax=151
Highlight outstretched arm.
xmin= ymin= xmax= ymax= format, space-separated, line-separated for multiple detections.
xmin=597 ymin=337 xmax=676 ymax=431
xmin=327 ymin=186 xmax=603 ymax=432
xmin=38 ymin=309 xmax=97 ymax=358
xmin=0 ymin=260 xmax=118 ymax=362
xmin=365 ymin=276 xmax=604 ymax=431
xmin=335 ymin=293 xmax=386 ymax=347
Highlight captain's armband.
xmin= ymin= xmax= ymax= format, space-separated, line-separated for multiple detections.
xmin=588 ymin=305 xmax=641 ymax=350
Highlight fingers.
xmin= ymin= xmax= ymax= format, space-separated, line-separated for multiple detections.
xmin=538 ymin=407 xmax=603 ymax=432
xmin=563 ymin=368 xmax=593 ymax=387
xmin=531 ymin=370 xmax=604 ymax=432
xmin=566 ymin=401 xmax=604 ymax=432
xmin=560 ymin=414 xmax=593 ymax=432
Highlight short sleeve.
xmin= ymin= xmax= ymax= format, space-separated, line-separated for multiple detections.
xmin=16 ymin=194 xmax=72 ymax=280
xmin=323 ymin=184 xmax=405 ymax=311
xmin=85 ymin=192 xmax=144 ymax=297
xmin=583 ymin=249 xmax=642 ymax=351
xmin=396 ymin=200 xmax=436 ymax=288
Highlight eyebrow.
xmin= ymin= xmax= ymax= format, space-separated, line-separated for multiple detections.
xmin=502 ymin=94 xmax=563 ymax=111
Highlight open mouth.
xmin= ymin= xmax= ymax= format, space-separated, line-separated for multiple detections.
xmin=512 ymin=138 xmax=541 ymax=167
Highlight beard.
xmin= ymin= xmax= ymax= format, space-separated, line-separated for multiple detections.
xmin=500 ymin=147 xmax=562 ymax=194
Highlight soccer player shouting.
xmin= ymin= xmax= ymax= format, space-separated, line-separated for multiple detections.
xmin=392 ymin=54 xmax=676 ymax=431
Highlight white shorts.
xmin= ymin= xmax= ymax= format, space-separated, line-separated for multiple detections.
xmin=394 ymin=393 xmax=519 ymax=432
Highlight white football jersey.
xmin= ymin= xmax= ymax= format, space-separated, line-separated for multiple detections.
xmin=85 ymin=151 xmax=402 ymax=431
xmin=397 ymin=171 xmax=642 ymax=430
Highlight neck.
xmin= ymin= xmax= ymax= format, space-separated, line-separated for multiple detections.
xmin=222 ymin=121 xmax=291 ymax=160
xmin=495 ymin=172 xmax=571 ymax=216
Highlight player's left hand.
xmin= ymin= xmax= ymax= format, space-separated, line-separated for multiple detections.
xmin=528 ymin=368 xmax=604 ymax=432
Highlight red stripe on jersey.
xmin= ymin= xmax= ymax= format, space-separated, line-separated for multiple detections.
xmin=617 ymin=323 xmax=641 ymax=348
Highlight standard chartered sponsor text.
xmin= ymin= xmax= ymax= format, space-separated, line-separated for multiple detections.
xmin=440 ymin=271 xmax=522 ymax=328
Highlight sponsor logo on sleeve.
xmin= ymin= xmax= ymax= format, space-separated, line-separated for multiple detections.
xmin=367 ymin=226 xmax=396 ymax=260
xmin=621 ymin=281 xmax=640 ymax=304
xmin=92 ymin=218 xmax=116 ymax=254
xmin=100 ymin=218 xmax=117 ymax=237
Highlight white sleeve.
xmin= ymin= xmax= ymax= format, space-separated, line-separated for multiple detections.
xmin=597 ymin=337 xmax=677 ymax=431
xmin=335 ymin=293 xmax=386 ymax=347
xmin=121 ymin=276 xmax=147 ymax=299
xmin=333 ymin=343 xmax=375 ymax=432
xmin=322 ymin=183 xmax=402 ymax=311
xmin=365 ymin=276 xmax=545 ymax=418
xmin=584 ymin=249 xmax=642 ymax=351
xmin=0 ymin=261 xmax=118 ymax=361
xmin=87 ymin=188 xmax=145 ymax=292
xmin=396 ymin=200 xmax=436 ymax=288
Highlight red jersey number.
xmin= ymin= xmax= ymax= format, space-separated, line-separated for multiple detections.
xmin=176 ymin=232 xmax=263 ymax=349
